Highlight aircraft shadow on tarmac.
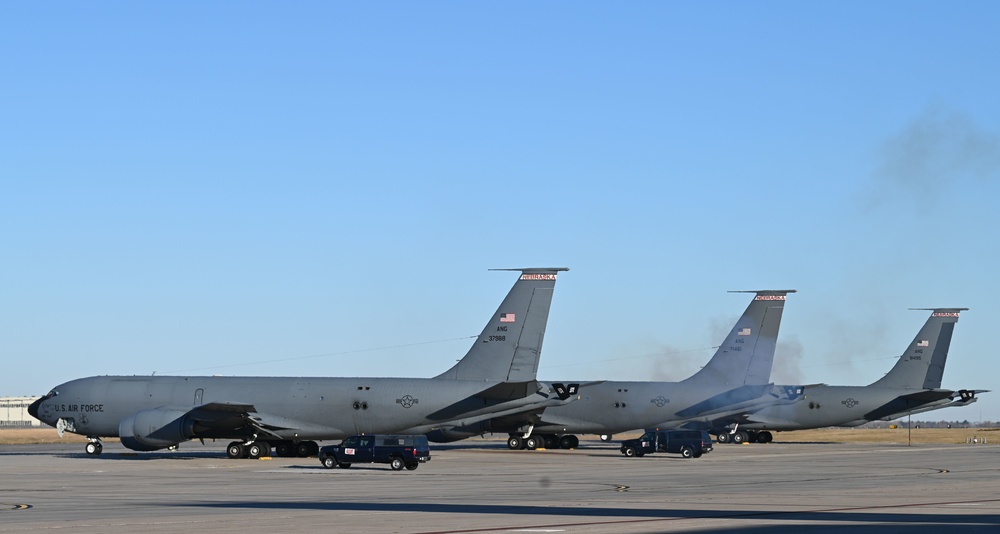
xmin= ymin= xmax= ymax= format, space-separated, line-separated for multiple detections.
xmin=176 ymin=500 xmax=1000 ymax=531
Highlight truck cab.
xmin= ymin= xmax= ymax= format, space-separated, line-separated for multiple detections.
xmin=319 ymin=434 xmax=431 ymax=471
xmin=620 ymin=429 xmax=713 ymax=458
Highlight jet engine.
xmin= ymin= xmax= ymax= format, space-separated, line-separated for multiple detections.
xmin=118 ymin=408 xmax=196 ymax=451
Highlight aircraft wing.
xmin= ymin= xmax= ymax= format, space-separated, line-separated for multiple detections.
xmin=185 ymin=402 xmax=343 ymax=440
xmin=674 ymin=384 xmax=804 ymax=420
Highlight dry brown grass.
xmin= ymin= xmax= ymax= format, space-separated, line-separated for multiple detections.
xmin=0 ymin=428 xmax=88 ymax=445
xmin=770 ymin=427 xmax=999 ymax=445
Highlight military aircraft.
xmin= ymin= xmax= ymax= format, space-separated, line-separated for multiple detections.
xmin=708 ymin=308 xmax=988 ymax=444
xmin=425 ymin=290 xmax=798 ymax=450
xmin=28 ymin=268 xmax=579 ymax=458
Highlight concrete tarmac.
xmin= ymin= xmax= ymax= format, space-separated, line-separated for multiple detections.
xmin=1 ymin=438 xmax=998 ymax=533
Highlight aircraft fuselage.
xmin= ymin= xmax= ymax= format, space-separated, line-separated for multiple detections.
xmin=32 ymin=375 xmax=550 ymax=441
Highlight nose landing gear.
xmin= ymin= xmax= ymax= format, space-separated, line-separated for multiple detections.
xmin=85 ymin=438 xmax=103 ymax=455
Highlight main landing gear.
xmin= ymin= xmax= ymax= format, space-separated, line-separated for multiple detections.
xmin=716 ymin=430 xmax=773 ymax=444
xmin=226 ymin=439 xmax=319 ymax=459
xmin=507 ymin=433 xmax=580 ymax=450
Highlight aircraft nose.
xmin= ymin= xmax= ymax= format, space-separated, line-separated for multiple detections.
xmin=28 ymin=396 xmax=45 ymax=420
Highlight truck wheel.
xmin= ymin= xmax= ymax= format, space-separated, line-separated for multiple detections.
xmin=680 ymin=446 xmax=693 ymax=458
xmin=405 ymin=463 xmax=418 ymax=470
xmin=390 ymin=457 xmax=405 ymax=471
xmin=322 ymin=457 xmax=336 ymax=469
xmin=624 ymin=446 xmax=637 ymax=457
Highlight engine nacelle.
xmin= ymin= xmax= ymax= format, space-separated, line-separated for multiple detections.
xmin=118 ymin=408 xmax=195 ymax=451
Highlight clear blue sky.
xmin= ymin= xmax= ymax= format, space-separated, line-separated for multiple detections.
xmin=3 ymin=3 xmax=998 ymax=421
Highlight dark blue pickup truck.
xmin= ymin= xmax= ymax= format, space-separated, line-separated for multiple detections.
xmin=319 ymin=435 xmax=431 ymax=471
xmin=620 ymin=429 xmax=714 ymax=458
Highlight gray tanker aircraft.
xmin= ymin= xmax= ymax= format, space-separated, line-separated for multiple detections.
xmin=425 ymin=290 xmax=799 ymax=450
xmin=29 ymin=268 xmax=579 ymax=458
xmin=703 ymin=308 xmax=988 ymax=444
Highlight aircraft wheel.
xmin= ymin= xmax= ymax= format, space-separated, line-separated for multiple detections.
xmin=600 ymin=434 xmax=614 ymax=442
xmin=564 ymin=435 xmax=579 ymax=449
xmin=85 ymin=442 xmax=102 ymax=455
xmin=322 ymin=457 xmax=336 ymax=469
xmin=296 ymin=442 xmax=311 ymax=457
xmin=247 ymin=443 xmax=264 ymax=459
xmin=275 ymin=442 xmax=293 ymax=457
xmin=732 ymin=431 xmax=747 ymax=444
xmin=623 ymin=446 xmax=637 ymax=457
xmin=507 ymin=436 xmax=524 ymax=450
xmin=390 ymin=457 xmax=405 ymax=471
xmin=306 ymin=441 xmax=319 ymax=456
xmin=227 ymin=442 xmax=245 ymax=459
xmin=716 ymin=432 xmax=730 ymax=444
xmin=524 ymin=436 xmax=539 ymax=450
xmin=680 ymin=446 xmax=694 ymax=458
xmin=405 ymin=463 xmax=419 ymax=470
xmin=758 ymin=431 xmax=773 ymax=444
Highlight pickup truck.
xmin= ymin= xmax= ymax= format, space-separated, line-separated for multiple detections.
xmin=620 ymin=429 xmax=714 ymax=458
xmin=318 ymin=434 xmax=431 ymax=471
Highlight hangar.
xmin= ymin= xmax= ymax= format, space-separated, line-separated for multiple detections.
xmin=1 ymin=396 xmax=42 ymax=427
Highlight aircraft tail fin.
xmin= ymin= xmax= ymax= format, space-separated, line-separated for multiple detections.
xmin=681 ymin=290 xmax=794 ymax=387
xmin=868 ymin=308 xmax=966 ymax=389
xmin=434 ymin=268 xmax=567 ymax=382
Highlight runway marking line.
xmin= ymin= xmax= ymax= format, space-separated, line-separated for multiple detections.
xmin=415 ymin=497 xmax=1000 ymax=534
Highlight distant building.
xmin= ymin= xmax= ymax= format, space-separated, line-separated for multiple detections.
xmin=1 ymin=397 xmax=41 ymax=427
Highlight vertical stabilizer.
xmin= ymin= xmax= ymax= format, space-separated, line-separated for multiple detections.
xmin=434 ymin=268 xmax=567 ymax=382
xmin=869 ymin=308 xmax=965 ymax=389
xmin=681 ymin=290 xmax=794 ymax=387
